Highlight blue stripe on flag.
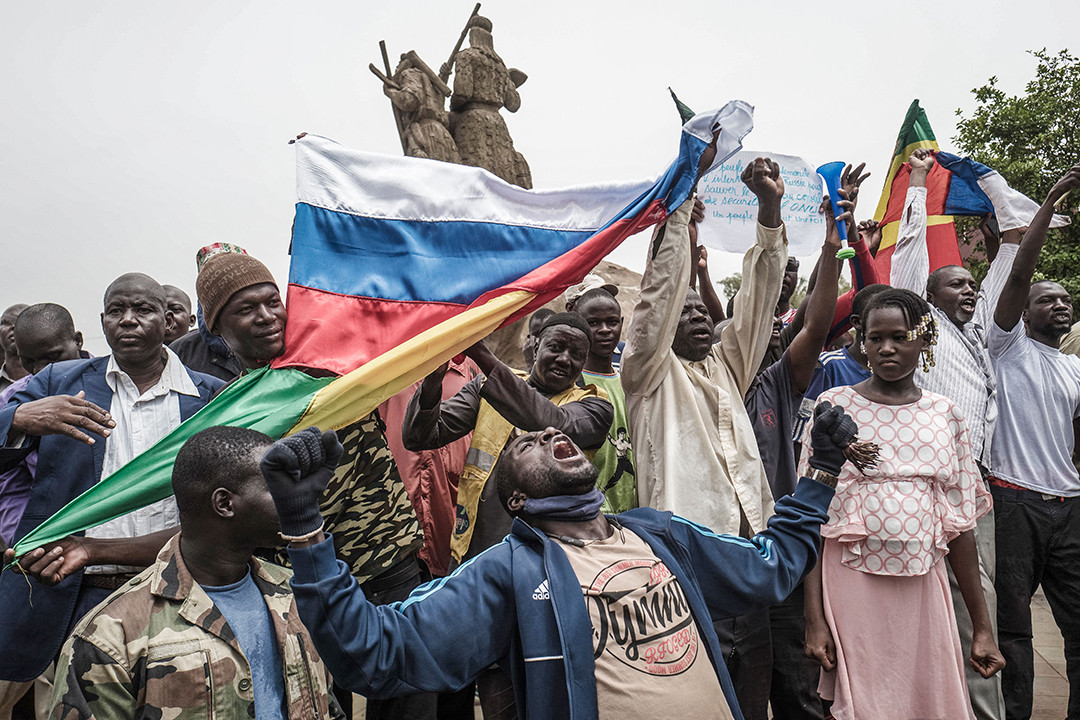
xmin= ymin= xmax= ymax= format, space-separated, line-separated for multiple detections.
xmin=936 ymin=152 xmax=995 ymax=217
xmin=290 ymin=203 xmax=592 ymax=304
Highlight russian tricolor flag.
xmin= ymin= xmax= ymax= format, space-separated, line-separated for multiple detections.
xmin=11 ymin=101 xmax=755 ymax=558
xmin=275 ymin=100 xmax=754 ymax=378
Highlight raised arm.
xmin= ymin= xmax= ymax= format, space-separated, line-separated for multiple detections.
xmin=402 ymin=363 xmax=484 ymax=451
xmin=786 ymin=200 xmax=844 ymax=393
xmin=262 ymin=432 xmax=518 ymax=696
xmin=696 ymin=245 xmax=726 ymax=323
xmin=621 ymin=197 xmax=697 ymax=395
xmin=718 ymin=158 xmax=786 ymax=393
xmin=623 ymin=137 xmax=719 ymax=395
xmin=972 ymin=226 xmax=1021 ymax=333
xmin=995 ymin=163 xmax=1080 ymax=331
xmin=480 ymin=363 xmax=613 ymax=449
xmin=889 ymin=149 xmax=934 ymax=295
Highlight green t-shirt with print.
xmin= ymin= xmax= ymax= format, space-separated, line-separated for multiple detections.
xmin=581 ymin=370 xmax=637 ymax=514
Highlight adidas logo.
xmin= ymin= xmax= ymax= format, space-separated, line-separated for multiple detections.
xmin=532 ymin=580 xmax=550 ymax=601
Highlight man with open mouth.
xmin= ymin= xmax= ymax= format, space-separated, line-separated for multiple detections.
xmin=266 ymin=400 xmax=853 ymax=720
xmin=621 ymin=155 xmax=787 ymax=718
xmin=889 ymin=148 xmax=1023 ymax=720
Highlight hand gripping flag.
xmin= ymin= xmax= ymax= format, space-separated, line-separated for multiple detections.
xmin=10 ymin=100 xmax=755 ymax=560
xmin=871 ymin=99 xmax=961 ymax=278
xmin=871 ymin=100 xmax=1069 ymax=279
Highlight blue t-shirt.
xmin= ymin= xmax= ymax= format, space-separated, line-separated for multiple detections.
xmin=203 ymin=570 xmax=286 ymax=720
xmin=794 ymin=348 xmax=872 ymax=443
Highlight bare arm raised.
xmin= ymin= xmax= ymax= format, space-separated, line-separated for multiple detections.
xmin=994 ymin=163 xmax=1080 ymax=332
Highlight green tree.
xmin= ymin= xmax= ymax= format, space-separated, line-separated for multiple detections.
xmin=954 ymin=48 xmax=1080 ymax=296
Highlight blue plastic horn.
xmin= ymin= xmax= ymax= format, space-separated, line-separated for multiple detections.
xmin=816 ymin=161 xmax=856 ymax=259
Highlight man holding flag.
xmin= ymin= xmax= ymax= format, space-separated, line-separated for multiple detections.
xmin=0 ymin=273 xmax=223 ymax=685
xmin=889 ymin=147 xmax=1018 ymax=720
xmin=622 ymin=156 xmax=786 ymax=720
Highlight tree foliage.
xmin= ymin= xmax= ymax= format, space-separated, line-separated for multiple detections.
xmin=954 ymin=48 xmax=1080 ymax=296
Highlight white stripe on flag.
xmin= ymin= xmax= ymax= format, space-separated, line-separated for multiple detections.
xmin=976 ymin=171 xmax=1070 ymax=232
xmin=295 ymin=100 xmax=754 ymax=232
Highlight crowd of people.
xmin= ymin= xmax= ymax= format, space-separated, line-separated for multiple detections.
xmin=0 ymin=147 xmax=1078 ymax=720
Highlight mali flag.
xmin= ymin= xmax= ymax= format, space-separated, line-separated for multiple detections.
xmin=871 ymin=99 xmax=963 ymax=278
xmin=10 ymin=101 xmax=755 ymax=559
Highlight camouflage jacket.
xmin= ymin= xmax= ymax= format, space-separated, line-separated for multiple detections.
xmin=273 ymin=411 xmax=423 ymax=584
xmin=51 ymin=534 xmax=344 ymax=720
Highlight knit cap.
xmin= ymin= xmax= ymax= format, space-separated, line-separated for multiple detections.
xmin=194 ymin=243 xmax=277 ymax=330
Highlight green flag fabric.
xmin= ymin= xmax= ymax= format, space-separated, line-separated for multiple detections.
xmin=9 ymin=366 xmax=332 ymax=560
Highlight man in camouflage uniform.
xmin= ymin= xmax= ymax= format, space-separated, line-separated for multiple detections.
xmin=50 ymin=426 xmax=343 ymax=720
xmin=172 ymin=244 xmax=426 ymax=717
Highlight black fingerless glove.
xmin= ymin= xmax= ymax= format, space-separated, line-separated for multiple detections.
xmin=808 ymin=401 xmax=858 ymax=477
xmin=260 ymin=426 xmax=344 ymax=538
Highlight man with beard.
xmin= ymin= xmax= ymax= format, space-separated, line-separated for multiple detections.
xmin=262 ymin=399 xmax=853 ymax=720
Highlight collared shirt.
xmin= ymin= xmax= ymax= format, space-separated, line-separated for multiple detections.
xmin=0 ymin=363 xmax=24 ymax=395
xmin=0 ymin=375 xmax=34 ymax=544
xmin=890 ymin=185 xmax=1018 ymax=468
xmin=622 ymin=198 xmax=785 ymax=536
xmin=85 ymin=348 xmax=200 ymax=574
xmin=51 ymin=534 xmax=343 ymax=720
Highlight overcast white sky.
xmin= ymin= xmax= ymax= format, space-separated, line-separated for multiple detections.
xmin=2 ymin=0 xmax=1076 ymax=353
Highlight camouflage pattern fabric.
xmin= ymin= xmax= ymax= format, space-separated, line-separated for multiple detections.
xmin=51 ymin=534 xmax=344 ymax=720
xmin=273 ymin=411 xmax=423 ymax=584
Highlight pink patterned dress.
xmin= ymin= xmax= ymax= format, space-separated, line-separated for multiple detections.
xmin=799 ymin=385 xmax=992 ymax=720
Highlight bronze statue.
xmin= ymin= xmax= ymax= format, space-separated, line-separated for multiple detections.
xmin=447 ymin=15 xmax=531 ymax=188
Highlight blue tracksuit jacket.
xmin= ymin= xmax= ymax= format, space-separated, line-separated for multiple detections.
xmin=288 ymin=477 xmax=834 ymax=720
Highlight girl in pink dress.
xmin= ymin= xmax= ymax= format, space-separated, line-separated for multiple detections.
xmin=800 ymin=288 xmax=1004 ymax=720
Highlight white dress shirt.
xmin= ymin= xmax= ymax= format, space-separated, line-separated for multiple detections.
xmin=84 ymin=347 xmax=199 ymax=574
xmin=890 ymin=185 xmax=1017 ymax=469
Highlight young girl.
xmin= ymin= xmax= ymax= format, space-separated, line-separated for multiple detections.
xmin=800 ymin=287 xmax=1004 ymax=719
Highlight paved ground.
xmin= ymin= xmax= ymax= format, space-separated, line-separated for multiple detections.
xmin=1032 ymin=588 xmax=1069 ymax=718
xmin=353 ymin=588 xmax=1070 ymax=719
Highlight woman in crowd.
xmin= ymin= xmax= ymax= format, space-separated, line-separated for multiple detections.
xmin=800 ymin=287 xmax=1004 ymax=719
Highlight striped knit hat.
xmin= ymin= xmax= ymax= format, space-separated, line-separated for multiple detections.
xmin=195 ymin=244 xmax=277 ymax=331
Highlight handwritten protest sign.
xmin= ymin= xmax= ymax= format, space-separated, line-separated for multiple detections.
xmin=696 ymin=151 xmax=825 ymax=256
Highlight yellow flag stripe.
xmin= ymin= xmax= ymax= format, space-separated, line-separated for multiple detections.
xmin=872 ymin=139 xmax=941 ymax=221
xmin=287 ymin=290 xmax=536 ymax=434
xmin=877 ymin=214 xmax=955 ymax=252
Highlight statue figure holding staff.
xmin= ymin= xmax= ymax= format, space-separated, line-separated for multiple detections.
xmin=447 ymin=15 xmax=531 ymax=188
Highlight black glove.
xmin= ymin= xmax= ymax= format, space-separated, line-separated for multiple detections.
xmin=260 ymin=426 xmax=344 ymax=538
xmin=808 ymin=401 xmax=858 ymax=477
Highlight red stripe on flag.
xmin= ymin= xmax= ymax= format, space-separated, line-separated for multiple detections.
xmin=473 ymin=198 xmax=670 ymax=327
xmin=273 ymin=197 xmax=670 ymax=375
xmin=880 ymin=163 xmax=953 ymax=224
xmin=874 ymin=222 xmax=963 ymax=279
xmin=273 ymin=287 xmax=465 ymax=375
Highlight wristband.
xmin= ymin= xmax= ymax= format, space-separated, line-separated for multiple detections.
xmin=279 ymin=521 xmax=325 ymax=545
xmin=811 ymin=469 xmax=839 ymax=489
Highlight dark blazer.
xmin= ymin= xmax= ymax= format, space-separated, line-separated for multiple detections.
xmin=0 ymin=355 xmax=222 ymax=680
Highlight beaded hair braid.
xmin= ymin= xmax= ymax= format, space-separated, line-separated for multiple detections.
xmin=861 ymin=288 xmax=939 ymax=372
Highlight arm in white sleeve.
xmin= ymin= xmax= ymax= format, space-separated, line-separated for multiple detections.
xmin=620 ymin=198 xmax=695 ymax=397
xmin=889 ymin=186 xmax=930 ymax=296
